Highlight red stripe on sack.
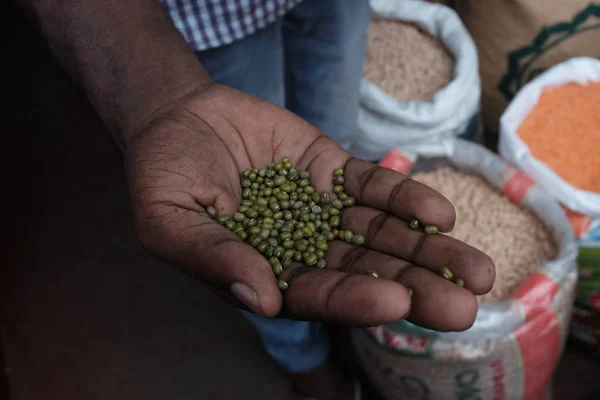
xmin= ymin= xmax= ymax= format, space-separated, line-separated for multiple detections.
xmin=382 ymin=327 xmax=399 ymax=348
xmin=513 ymin=311 xmax=562 ymax=400
xmin=510 ymin=272 xmax=559 ymax=321
xmin=560 ymin=205 xmax=593 ymax=239
xmin=502 ymin=168 xmax=536 ymax=205
xmin=379 ymin=148 xmax=414 ymax=174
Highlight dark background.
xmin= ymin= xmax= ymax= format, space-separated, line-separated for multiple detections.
xmin=1 ymin=3 xmax=599 ymax=399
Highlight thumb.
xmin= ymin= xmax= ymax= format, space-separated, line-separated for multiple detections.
xmin=197 ymin=226 xmax=283 ymax=317
xmin=135 ymin=206 xmax=283 ymax=317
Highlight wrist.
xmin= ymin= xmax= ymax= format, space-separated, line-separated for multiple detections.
xmin=115 ymin=70 xmax=214 ymax=149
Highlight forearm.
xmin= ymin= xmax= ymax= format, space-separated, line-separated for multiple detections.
xmin=21 ymin=0 xmax=212 ymax=149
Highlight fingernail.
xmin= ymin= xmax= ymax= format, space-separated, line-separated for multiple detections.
xmin=404 ymin=288 xmax=414 ymax=319
xmin=230 ymin=283 xmax=261 ymax=314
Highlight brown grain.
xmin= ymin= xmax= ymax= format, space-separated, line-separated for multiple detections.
xmin=364 ymin=19 xmax=455 ymax=102
xmin=411 ymin=168 xmax=558 ymax=303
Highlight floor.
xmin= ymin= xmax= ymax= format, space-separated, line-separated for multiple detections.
xmin=2 ymin=4 xmax=600 ymax=400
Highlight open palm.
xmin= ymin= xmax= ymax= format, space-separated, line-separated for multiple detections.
xmin=125 ymin=84 xmax=495 ymax=331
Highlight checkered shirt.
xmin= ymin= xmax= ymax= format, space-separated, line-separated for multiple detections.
xmin=161 ymin=0 xmax=304 ymax=52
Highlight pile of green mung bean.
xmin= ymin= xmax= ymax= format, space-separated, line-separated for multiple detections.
xmin=206 ymin=157 xmax=365 ymax=291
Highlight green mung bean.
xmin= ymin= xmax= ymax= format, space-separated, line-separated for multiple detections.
xmin=343 ymin=230 xmax=354 ymax=243
xmin=283 ymin=249 xmax=295 ymax=260
xmin=315 ymin=240 xmax=328 ymax=251
xmin=424 ymin=225 xmax=439 ymax=235
xmin=333 ymin=176 xmax=345 ymax=185
xmin=304 ymin=253 xmax=318 ymax=266
xmin=351 ymin=234 xmax=365 ymax=245
xmin=329 ymin=215 xmax=340 ymax=228
xmin=207 ymin=206 xmax=218 ymax=218
xmin=342 ymin=197 xmax=356 ymax=207
xmin=277 ymin=280 xmax=289 ymax=290
xmin=332 ymin=199 xmax=344 ymax=209
xmin=439 ymin=267 xmax=454 ymax=280
xmin=234 ymin=212 xmax=246 ymax=222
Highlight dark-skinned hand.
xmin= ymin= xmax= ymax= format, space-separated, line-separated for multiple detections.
xmin=126 ymin=83 xmax=495 ymax=331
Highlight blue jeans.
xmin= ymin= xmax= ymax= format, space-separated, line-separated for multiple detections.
xmin=196 ymin=0 xmax=370 ymax=374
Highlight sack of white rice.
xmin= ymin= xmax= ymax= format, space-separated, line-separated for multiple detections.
xmin=351 ymin=138 xmax=578 ymax=400
xmin=349 ymin=0 xmax=481 ymax=161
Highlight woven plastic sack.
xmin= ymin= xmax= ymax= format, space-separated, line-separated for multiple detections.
xmin=348 ymin=0 xmax=481 ymax=161
xmin=499 ymin=57 xmax=600 ymax=217
xmin=351 ymin=139 xmax=578 ymax=400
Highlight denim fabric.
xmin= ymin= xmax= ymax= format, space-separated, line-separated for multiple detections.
xmin=195 ymin=0 xmax=370 ymax=374
xmin=242 ymin=313 xmax=331 ymax=374
xmin=281 ymin=0 xmax=371 ymax=148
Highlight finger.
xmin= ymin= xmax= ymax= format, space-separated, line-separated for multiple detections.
xmin=323 ymin=241 xmax=478 ymax=331
xmin=278 ymin=265 xmax=411 ymax=327
xmin=340 ymin=158 xmax=456 ymax=232
xmin=341 ymin=206 xmax=495 ymax=295
xmin=134 ymin=205 xmax=282 ymax=317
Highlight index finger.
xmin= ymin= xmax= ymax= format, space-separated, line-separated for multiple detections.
xmin=342 ymin=158 xmax=456 ymax=232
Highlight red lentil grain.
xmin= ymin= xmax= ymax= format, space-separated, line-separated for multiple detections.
xmin=517 ymin=82 xmax=600 ymax=194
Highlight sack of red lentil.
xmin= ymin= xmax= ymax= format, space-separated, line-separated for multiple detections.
xmin=498 ymin=57 xmax=600 ymax=357
xmin=351 ymin=138 xmax=579 ymax=400
xmin=499 ymin=57 xmax=600 ymax=216
xmin=454 ymin=0 xmax=600 ymax=143
xmin=349 ymin=0 xmax=481 ymax=161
